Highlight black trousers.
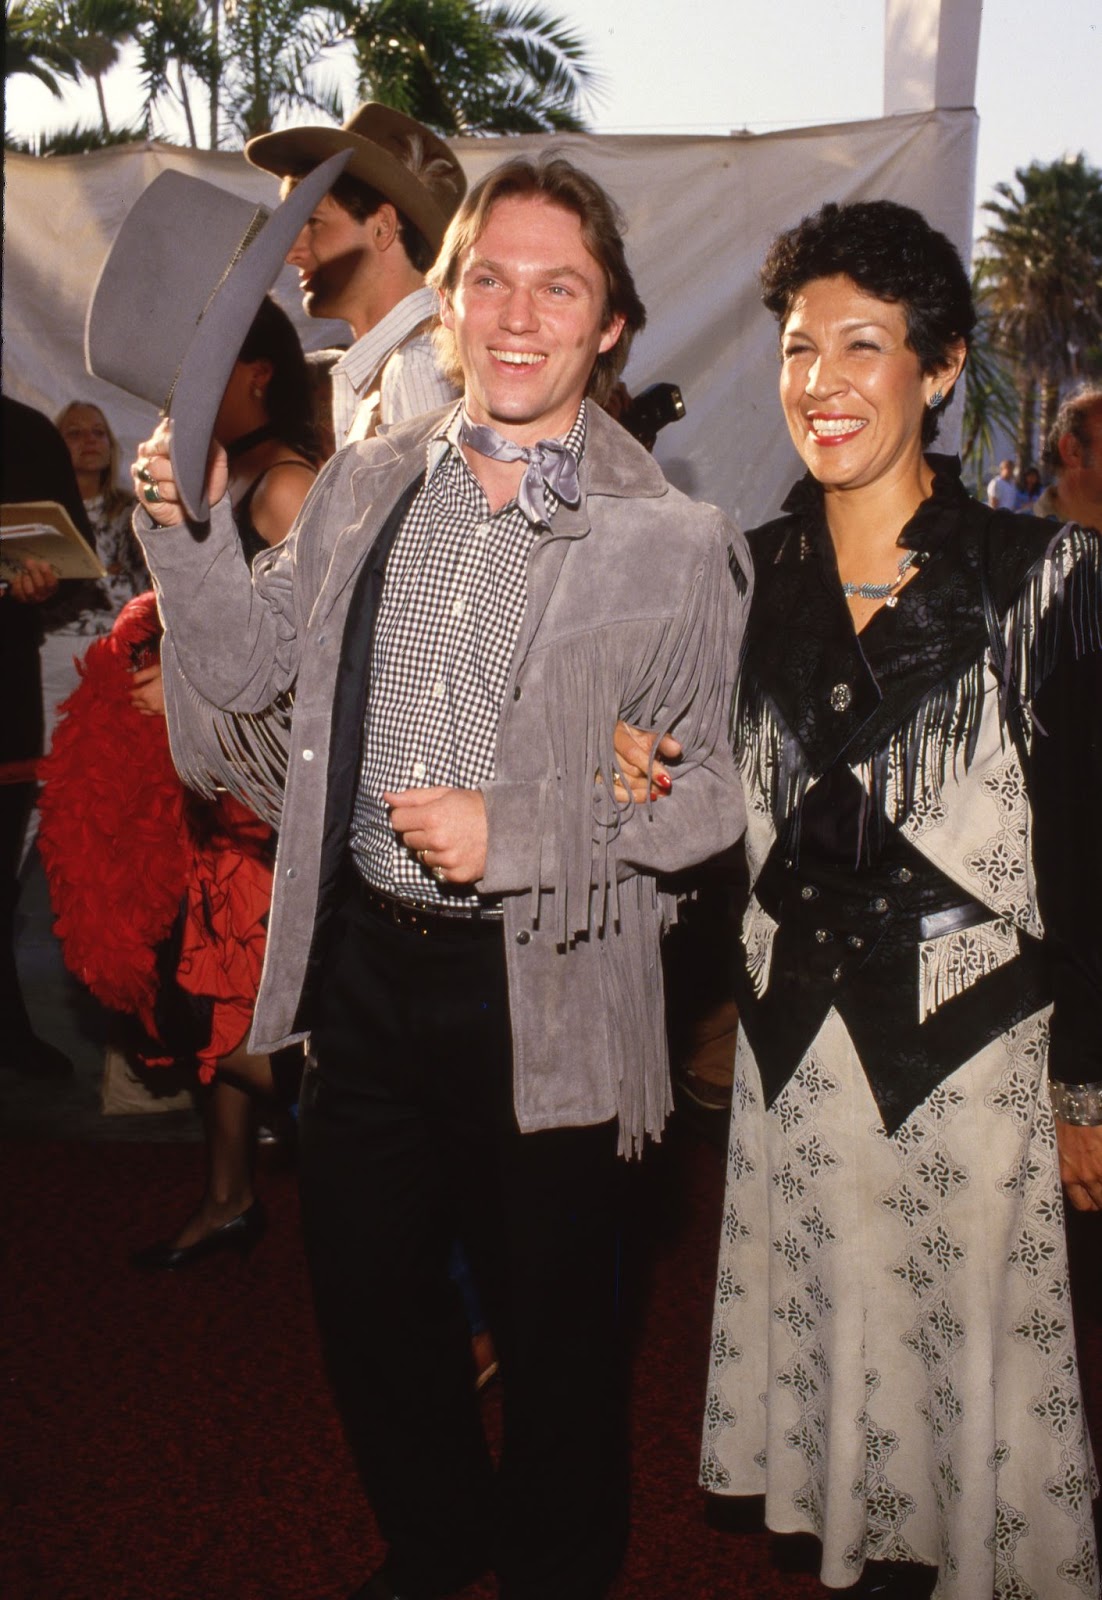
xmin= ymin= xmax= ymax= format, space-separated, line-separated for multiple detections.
xmin=298 ymin=887 xmax=629 ymax=1600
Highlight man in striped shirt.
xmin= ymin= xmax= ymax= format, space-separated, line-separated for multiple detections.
xmin=246 ymin=103 xmax=467 ymax=444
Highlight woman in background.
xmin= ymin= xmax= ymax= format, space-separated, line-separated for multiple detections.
xmin=42 ymin=298 xmax=319 ymax=1268
xmin=55 ymin=399 xmax=147 ymax=617
xmin=1016 ymin=463 xmax=1043 ymax=510
xmin=39 ymin=402 xmax=147 ymax=754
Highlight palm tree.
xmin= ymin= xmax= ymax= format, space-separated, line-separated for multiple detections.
xmin=134 ymin=0 xmax=216 ymax=146
xmin=334 ymin=0 xmax=599 ymax=135
xmin=13 ymin=117 xmax=148 ymax=152
xmin=45 ymin=0 xmax=144 ymax=135
xmin=978 ymin=154 xmax=1102 ymax=465
xmin=960 ymin=269 xmax=1020 ymax=496
xmin=218 ymin=0 xmax=344 ymax=142
xmin=4 ymin=0 xmax=81 ymax=98
xmin=10 ymin=0 xmax=596 ymax=151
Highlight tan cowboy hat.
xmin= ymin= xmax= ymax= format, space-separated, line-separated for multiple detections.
xmin=85 ymin=151 xmax=350 ymax=521
xmin=245 ymin=103 xmax=466 ymax=254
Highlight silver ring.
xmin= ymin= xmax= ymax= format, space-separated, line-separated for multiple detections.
xmin=143 ymin=481 xmax=162 ymax=504
xmin=136 ymin=463 xmax=154 ymax=485
xmin=417 ymin=848 xmax=428 ymax=865
xmin=431 ymin=866 xmax=447 ymax=884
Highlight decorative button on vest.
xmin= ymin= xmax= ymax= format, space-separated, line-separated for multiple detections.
xmin=830 ymin=682 xmax=852 ymax=712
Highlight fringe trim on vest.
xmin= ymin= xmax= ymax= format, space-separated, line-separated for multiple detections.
xmin=737 ymin=524 xmax=1101 ymax=856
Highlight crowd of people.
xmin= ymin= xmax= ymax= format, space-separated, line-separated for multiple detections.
xmin=3 ymin=102 xmax=1100 ymax=1600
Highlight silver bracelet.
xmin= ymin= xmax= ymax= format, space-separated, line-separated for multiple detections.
xmin=1049 ymin=1079 xmax=1102 ymax=1127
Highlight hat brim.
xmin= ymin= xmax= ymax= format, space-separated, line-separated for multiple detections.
xmin=170 ymin=150 xmax=350 ymax=520
xmin=246 ymin=126 xmax=453 ymax=254
xmin=86 ymin=150 xmax=350 ymax=522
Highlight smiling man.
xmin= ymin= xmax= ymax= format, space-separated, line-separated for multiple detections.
xmin=134 ymin=155 xmax=750 ymax=1600
xmin=246 ymin=103 xmax=467 ymax=444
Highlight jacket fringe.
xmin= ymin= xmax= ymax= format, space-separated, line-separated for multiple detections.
xmin=161 ymin=644 xmax=290 ymax=831
xmin=737 ymin=523 xmax=1101 ymax=852
xmin=543 ymin=545 xmax=732 ymax=951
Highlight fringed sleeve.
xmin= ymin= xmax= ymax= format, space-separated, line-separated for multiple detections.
xmin=137 ymin=463 xmax=345 ymax=826
xmin=1021 ymin=524 xmax=1102 ymax=1090
xmin=482 ymin=514 xmax=748 ymax=947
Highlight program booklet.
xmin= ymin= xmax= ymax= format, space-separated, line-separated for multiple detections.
xmin=1 ymin=500 xmax=106 ymax=580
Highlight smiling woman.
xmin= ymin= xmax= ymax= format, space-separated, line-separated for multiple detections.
xmin=694 ymin=199 xmax=1102 ymax=1598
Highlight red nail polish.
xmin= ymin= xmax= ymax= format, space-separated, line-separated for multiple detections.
xmin=654 ymin=771 xmax=673 ymax=794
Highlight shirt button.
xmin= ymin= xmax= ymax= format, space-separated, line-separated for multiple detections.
xmin=451 ymin=597 xmax=465 ymax=619
xmin=830 ymin=682 xmax=852 ymax=712
xmin=516 ymin=930 xmax=531 ymax=946
xmin=513 ymin=684 xmax=522 ymax=701
xmin=800 ymin=885 xmax=818 ymax=901
xmin=431 ymin=680 xmax=444 ymax=700
xmin=285 ymin=866 xmax=297 ymax=880
xmin=302 ymin=748 xmax=314 ymax=762
xmin=412 ymin=759 xmax=426 ymax=780
xmin=871 ymin=897 xmax=889 ymax=913
xmin=476 ymin=522 xmax=490 ymax=538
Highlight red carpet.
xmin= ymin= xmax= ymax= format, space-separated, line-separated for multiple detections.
xmin=2 ymin=1127 xmax=1099 ymax=1600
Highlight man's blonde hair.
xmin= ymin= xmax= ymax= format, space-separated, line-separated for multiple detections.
xmin=427 ymin=155 xmax=646 ymax=407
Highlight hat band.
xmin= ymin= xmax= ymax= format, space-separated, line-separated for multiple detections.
xmin=162 ymin=204 xmax=270 ymax=414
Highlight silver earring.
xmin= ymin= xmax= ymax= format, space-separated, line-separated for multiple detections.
xmin=928 ymin=388 xmax=944 ymax=410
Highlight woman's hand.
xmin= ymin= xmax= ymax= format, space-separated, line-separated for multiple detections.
xmin=132 ymin=417 xmax=227 ymax=527
xmin=130 ymin=662 xmax=166 ymax=718
xmin=1055 ymin=1119 xmax=1102 ymax=1212
xmin=7 ymin=555 xmax=59 ymax=603
xmin=611 ymin=721 xmax=680 ymax=804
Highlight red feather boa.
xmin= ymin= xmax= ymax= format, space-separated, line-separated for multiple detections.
xmin=38 ymin=592 xmax=275 ymax=1080
xmin=38 ymin=594 xmax=188 ymax=1038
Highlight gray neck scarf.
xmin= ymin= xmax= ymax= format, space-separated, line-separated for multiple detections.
xmin=458 ymin=414 xmax=581 ymax=526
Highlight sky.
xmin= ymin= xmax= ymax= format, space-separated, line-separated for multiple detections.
xmin=5 ymin=0 xmax=1100 ymax=237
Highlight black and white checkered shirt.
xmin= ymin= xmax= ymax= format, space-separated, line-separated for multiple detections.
xmin=350 ymin=403 xmax=588 ymax=907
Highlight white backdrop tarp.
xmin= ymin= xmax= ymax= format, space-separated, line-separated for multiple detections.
xmin=2 ymin=108 xmax=976 ymax=530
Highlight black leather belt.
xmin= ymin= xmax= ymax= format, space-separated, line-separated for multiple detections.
xmin=351 ymin=877 xmax=504 ymax=937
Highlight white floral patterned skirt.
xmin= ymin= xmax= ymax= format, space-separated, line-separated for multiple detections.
xmin=701 ymin=1006 xmax=1099 ymax=1599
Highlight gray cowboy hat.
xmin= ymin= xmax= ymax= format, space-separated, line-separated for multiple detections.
xmin=85 ymin=150 xmax=350 ymax=520
xmin=245 ymin=103 xmax=466 ymax=255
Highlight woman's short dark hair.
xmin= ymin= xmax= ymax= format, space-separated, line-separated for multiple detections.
xmin=428 ymin=155 xmax=646 ymax=408
xmin=760 ymin=199 xmax=976 ymax=444
xmin=237 ymin=295 xmax=318 ymax=462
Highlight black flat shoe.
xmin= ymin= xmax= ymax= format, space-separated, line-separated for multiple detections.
xmin=131 ymin=1199 xmax=267 ymax=1270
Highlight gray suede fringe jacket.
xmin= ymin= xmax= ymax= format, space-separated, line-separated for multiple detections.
xmin=138 ymin=403 xmax=752 ymax=1152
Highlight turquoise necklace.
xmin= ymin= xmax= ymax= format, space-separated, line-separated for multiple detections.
xmin=841 ymin=549 xmax=918 ymax=606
